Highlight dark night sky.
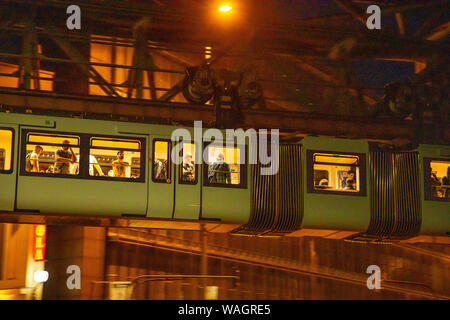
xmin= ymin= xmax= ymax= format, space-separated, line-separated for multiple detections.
xmin=279 ymin=1 xmax=447 ymax=90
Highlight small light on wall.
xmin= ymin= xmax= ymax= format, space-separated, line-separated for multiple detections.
xmin=34 ymin=270 xmax=49 ymax=283
xmin=205 ymin=46 xmax=212 ymax=60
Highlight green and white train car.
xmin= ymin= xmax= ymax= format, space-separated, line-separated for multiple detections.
xmin=0 ymin=112 xmax=448 ymax=239
xmin=0 ymin=112 xmax=250 ymax=224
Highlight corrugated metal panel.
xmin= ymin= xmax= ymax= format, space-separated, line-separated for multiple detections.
xmin=366 ymin=150 xmax=421 ymax=239
xmin=232 ymin=144 xmax=303 ymax=236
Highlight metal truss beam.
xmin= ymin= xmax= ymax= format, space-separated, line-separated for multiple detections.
xmin=1 ymin=88 xmax=448 ymax=143
xmin=46 ymin=26 xmax=121 ymax=97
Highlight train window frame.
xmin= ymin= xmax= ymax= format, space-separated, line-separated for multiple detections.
xmin=178 ymin=140 xmax=198 ymax=185
xmin=87 ymin=134 xmax=146 ymax=183
xmin=423 ymin=157 xmax=450 ymax=202
xmin=152 ymin=138 xmax=171 ymax=184
xmin=202 ymin=142 xmax=247 ymax=189
xmin=307 ymin=150 xmax=367 ymax=196
xmin=20 ymin=129 xmax=82 ymax=179
xmin=0 ymin=127 xmax=14 ymax=174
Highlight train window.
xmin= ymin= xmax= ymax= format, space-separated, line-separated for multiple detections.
xmin=179 ymin=142 xmax=197 ymax=184
xmin=24 ymin=132 xmax=80 ymax=175
xmin=203 ymin=143 xmax=246 ymax=187
xmin=0 ymin=131 xmax=12 ymax=172
xmin=89 ymin=137 xmax=142 ymax=179
xmin=0 ymin=129 xmax=13 ymax=172
xmin=153 ymin=140 xmax=171 ymax=183
xmin=308 ymin=151 xmax=366 ymax=195
xmin=425 ymin=159 xmax=450 ymax=201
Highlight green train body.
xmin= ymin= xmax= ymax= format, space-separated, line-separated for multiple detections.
xmin=0 ymin=112 xmax=448 ymax=239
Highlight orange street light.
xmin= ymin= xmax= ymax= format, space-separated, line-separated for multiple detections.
xmin=218 ymin=5 xmax=232 ymax=12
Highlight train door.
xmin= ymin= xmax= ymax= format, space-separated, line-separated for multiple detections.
xmin=147 ymin=137 xmax=174 ymax=219
xmin=200 ymin=140 xmax=251 ymax=224
xmin=173 ymin=140 xmax=201 ymax=220
xmin=0 ymin=124 xmax=17 ymax=211
xmin=301 ymin=136 xmax=370 ymax=231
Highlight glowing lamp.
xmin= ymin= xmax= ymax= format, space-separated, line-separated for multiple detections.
xmin=34 ymin=270 xmax=49 ymax=283
xmin=219 ymin=5 xmax=232 ymax=12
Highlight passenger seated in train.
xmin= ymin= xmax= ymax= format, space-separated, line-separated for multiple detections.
xmin=341 ymin=170 xmax=356 ymax=189
xmin=208 ymin=153 xmax=231 ymax=184
xmin=316 ymin=178 xmax=329 ymax=189
xmin=54 ymin=140 xmax=77 ymax=175
xmin=430 ymin=165 xmax=450 ymax=198
xmin=112 ymin=150 xmax=129 ymax=177
xmin=443 ymin=167 xmax=450 ymax=198
xmin=25 ymin=145 xmax=43 ymax=172
xmin=345 ymin=179 xmax=356 ymax=190
xmin=181 ymin=153 xmax=195 ymax=182
xmin=431 ymin=171 xmax=441 ymax=197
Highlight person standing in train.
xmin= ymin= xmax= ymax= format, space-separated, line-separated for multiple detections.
xmin=208 ymin=152 xmax=231 ymax=184
xmin=112 ymin=150 xmax=129 ymax=177
xmin=26 ymin=145 xmax=43 ymax=172
xmin=181 ymin=153 xmax=195 ymax=182
xmin=54 ymin=140 xmax=77 ymax=175
xmin=442 ymin=167 xmax=450 ymax=198
xmin=70 ymin=154 xmax=104 ymax=176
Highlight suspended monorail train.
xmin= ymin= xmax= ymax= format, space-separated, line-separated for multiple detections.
xmin=0 ymin=112 xmax=448 ymax=240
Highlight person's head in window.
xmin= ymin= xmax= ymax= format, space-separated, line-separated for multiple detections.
xmin=117 ymin=150 xmax=125 ymax=161
xmin=347 ymin=170 xmax=355 ymax=180
xmin=184 ymin=153 xmax=193 ymax=164
xmin=35 ymin=145 xmax=43 ymax=155
xmin=62 ymin=140 xmax=70 ymax=151
xmin=216 ymin=152 xmax=224 ymax=163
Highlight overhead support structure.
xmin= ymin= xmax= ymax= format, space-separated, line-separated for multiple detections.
xmin=127 ymin=17 xmax=158 ymax=100
xmin=1 ymin=89 xmax=449 ymax=144
xmin=395 ymin=12 xmax=407 ymax=36
xmin=0 ymin=0 xmax=447 ymax=143
xmin=45 ymin=25 xmax=121 ymax=98
xmin=425 ymin=21 xmax=450 ymax=41
xmin=18 ymin=9 xmax=40 ymax=90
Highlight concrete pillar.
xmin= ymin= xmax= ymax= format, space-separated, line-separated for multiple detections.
xmin=43 ymin=226 xmax=106 ymax=300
